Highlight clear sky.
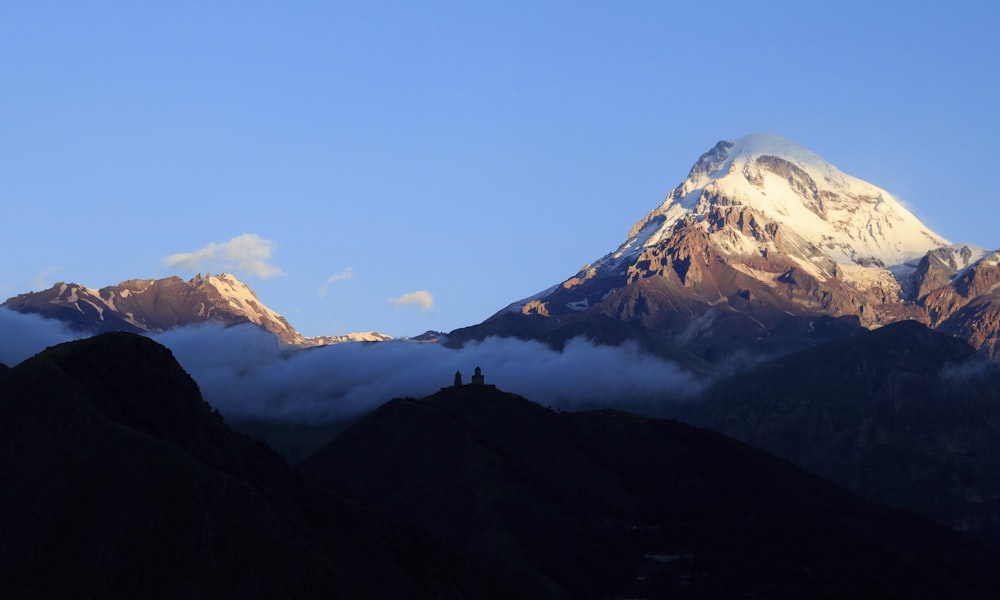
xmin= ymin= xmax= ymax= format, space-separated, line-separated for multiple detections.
xmin=2 ymin=1 xmax=998 ymax=338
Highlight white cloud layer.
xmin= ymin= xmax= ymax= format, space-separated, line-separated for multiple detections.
xmin=0 ymin=308 xmax=82 ymax=366
xmin=0 ymin=311 xmax=705 ymax=429
xmin=153 ymin=323 xmax=705 ymax=423
xmin=163 ymin=234 xmax=284 ymax=279
xmin=389 ymin=290 xmax=433 ymax=311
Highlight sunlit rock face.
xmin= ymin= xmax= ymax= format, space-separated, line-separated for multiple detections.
xmin=2 ymin=273 xmax=394 ymax=347
xmin=452 ymin=134 xmax=999 ymax=361
xmin=3 ymin=273 xmax=302 ymax=344
xmin=924 ymin=252 xmax=1000 ymax=358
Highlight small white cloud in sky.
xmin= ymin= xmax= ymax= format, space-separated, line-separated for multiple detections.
xmin=318 ymin=267 xmax=354 ymax=297
xmin=389 ymin=290 xmax=434 ymax=311
xmin=163 ymin=234 xmax=284 ymax=279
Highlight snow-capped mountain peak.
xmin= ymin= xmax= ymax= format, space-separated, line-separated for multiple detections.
xmin=194 ymin=272 xmax=287 ymax=330
xmin=464 ymin=134 xmax=1000 ymax=359
xmin=680 ymin=133 xmax=828 ymax=192
xmin=621 ymin=133 xmax=948 ymax=269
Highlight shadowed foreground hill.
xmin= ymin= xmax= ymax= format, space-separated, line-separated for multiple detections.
xmin=300 ymin=384 xmax=1000 ymax=599
xmin=689 ymin=320 xmax=1000 ymax=548
xmin=0 ymin=333 xmax=504 ymax=599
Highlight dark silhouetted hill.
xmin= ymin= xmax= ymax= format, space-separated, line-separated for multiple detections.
xmin=0 ymin=332 xmax=505 ymax=599
xmin=690 ymin=319 xmax=1000 ymax=548
xmin=301 ymin=383 xmax=1000 ymax=599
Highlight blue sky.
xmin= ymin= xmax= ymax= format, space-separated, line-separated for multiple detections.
xmin=2 ymin=2 xmax=998 ymax=337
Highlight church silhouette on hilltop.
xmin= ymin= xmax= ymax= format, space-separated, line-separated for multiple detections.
xmin=449 ymin=366 xmax=496 ymax=389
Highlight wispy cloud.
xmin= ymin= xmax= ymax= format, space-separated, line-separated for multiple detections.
xmin=163 ymin=234 xmax=284 ymax=279
xmin=389 ymin=290 xmax=433 ymax=311
xmin=31 ymin=266 xmax=62 ymax=290
xmin=318 ymin=267 xmax=354 ymax=297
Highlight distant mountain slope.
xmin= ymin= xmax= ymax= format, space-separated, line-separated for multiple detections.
xmin=924 ymin=250 xmax=1000 ymax=357
xmin=0 ymin=333 xmax=504 ymax=598
xmin=450 ymin=134 xmax=1000 ymax=359
xmin=687 ymin=320 xmax=1000 ymax=548
xmin=301 ymin=383 xmax=1000 ymax=600
xmin=2 ymin=273 xmax=390 ymax=347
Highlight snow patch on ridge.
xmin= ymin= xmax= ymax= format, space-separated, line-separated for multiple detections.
xmin=204 ymin=273 xmax=282 ymax=328
xmin=981 ymin=250 xmax=1000 ymax=267
xmin=80 ymin=299 xmax=105 ymax=320
xmin=503 ymin=284 xmax=560 ymax=314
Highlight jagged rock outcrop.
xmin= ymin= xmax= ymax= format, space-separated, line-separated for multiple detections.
xmin=911 ymin=246 xmax=978 ymax=300
xmin=915 ymin=251 xmax=1000 ymax=357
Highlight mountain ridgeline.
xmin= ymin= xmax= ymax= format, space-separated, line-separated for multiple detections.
xmin=1 ymin=273 xmax=391 ymax=347
xmin=3 ymin=273 xmax=298 ymax=342
xmin=450 ymin=134 xmax=1000 ymax=361
xmin=4 ymin=136 xmax=999 ymax=363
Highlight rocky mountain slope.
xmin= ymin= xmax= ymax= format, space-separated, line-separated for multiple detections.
xmin=684 ymin=320 xmax=1000 ymax=549
xmin=2 ymin=272 xmax=390 ymax=347
xmin=0 ymin=332 xmax=506 ymax=598
xmin=301 ymin=383 xmax=1000 ymax=599
xmin=450 ymin=134 xmax=1000 ymax=359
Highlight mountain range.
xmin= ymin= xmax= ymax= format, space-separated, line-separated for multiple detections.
xmin=6 ymin=136 xmax=998 ymax=361
xmin=5 ymin=133 xmax=1000 ymax=596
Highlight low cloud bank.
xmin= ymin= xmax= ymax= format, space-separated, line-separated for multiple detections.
xmin=0 ymin=308 xmax=82 ymax=366
xmin=0 ymin=309 xmax=705 ymax=423
xmin=939 ymin=357 xmax=1000 ymax=383
xmin=154 ymin=324 xmax=704 ymax=423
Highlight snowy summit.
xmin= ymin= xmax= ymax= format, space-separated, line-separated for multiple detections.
xmin=483 ymin=133 xmax=997 ymax=354
xmin=618 ymin=133 xmax=948 ymax=269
